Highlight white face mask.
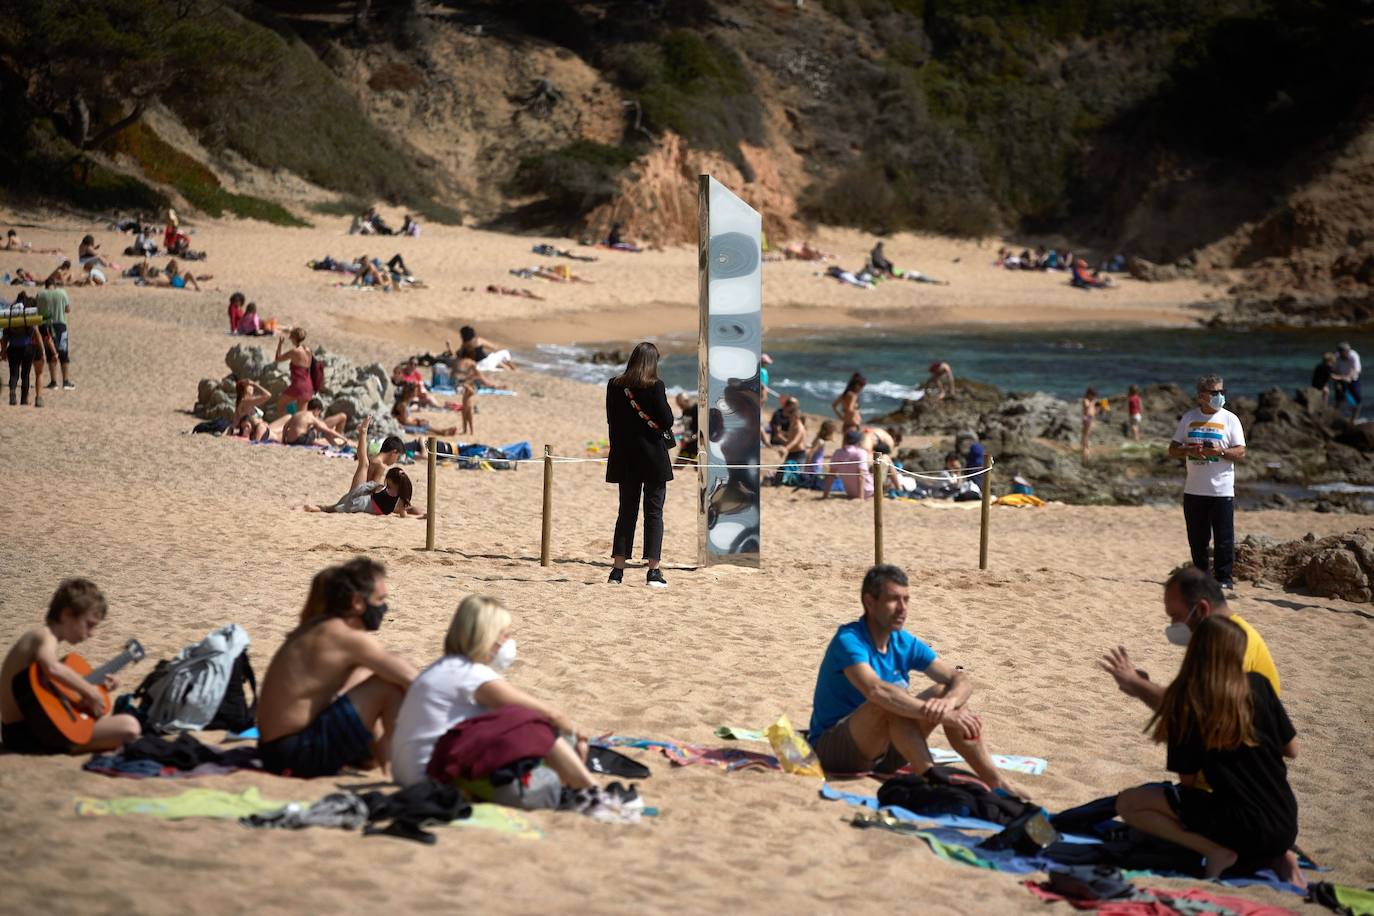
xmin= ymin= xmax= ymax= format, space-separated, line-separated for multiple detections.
xmin=491 ymin=638 xmax=518 ymax=671
xmin=1164 ymin=623 xmax=1192 ymax=646
xmin=1164 ymin=604 xmax=1201 ymax=646
xmin=1208 ymin=394 xmax=1226 ymax=410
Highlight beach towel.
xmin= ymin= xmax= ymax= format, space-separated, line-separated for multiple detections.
xmin=446 ymin=802 xmax=543 ymax=840
xmin=74 ymin=786 xmax=292 ymax=820
xmin=593 ymin=736 xmax=780 ymax=773
xmin=1023 ymin=881 xmax=1299 ymax=915
xmin=1308 ymin=882 xmax=1374 ymax=916
xmin=823 ymin=784 xmax=1309 ymax=895
xmin=715 ymin=724 xmax=1048 ymax=775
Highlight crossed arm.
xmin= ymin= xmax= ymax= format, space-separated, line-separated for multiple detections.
xmin=843 ymin=658 xmax=982 ymax=739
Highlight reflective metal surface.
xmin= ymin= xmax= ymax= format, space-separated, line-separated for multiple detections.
xmin=697 ymin=176 xmax=761 ymax=567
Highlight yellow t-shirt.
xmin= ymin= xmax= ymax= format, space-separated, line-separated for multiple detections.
xmin=1231 ymin=613 xmax=1280 ymax=696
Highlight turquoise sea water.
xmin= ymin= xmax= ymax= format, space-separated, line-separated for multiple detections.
xmin=530 ymin=326 xmax=1373 ymax=418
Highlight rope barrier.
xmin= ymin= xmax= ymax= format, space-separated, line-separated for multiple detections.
xmin=437 ymin=450 xmax=996 ymax=482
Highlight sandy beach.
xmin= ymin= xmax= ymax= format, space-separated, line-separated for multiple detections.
xmin=1 ymin=213 xmax=1369 ymax=916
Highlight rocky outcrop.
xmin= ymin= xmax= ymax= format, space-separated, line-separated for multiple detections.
xmin=1235 ymin=529 xmax=1374 ymax=602
xmin=195 ymin=343 xmax=403 ymax=437
xmin=874 ymin=380 xmax=1374 ymax=507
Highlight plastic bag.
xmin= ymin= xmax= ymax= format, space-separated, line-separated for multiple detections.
xmin=765 ymin=714 xmax=823 ymax=779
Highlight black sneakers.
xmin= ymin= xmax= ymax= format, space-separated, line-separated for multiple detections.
xmin=646 ymin=568 xmax=668 ymax=589
xmin=607 ymin=568 xmax=624 ymax=584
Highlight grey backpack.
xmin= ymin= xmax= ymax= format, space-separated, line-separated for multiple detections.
xmin=134 ymin=624 xmax=252 ymax=733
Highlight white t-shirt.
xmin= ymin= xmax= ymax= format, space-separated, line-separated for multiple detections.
xmin=1335 ymin=349 xmax=1361 ymax=380
xmin=1173 ymin=407 xmax=1246 ymax=497
xmin=391 ymin=655 xmax=500 ymax=787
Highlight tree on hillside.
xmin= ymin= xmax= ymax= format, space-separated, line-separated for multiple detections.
xmin=0 ymin=0 xmax=272 ymax=153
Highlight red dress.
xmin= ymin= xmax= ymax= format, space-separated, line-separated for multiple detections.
xmin=285 ymin=361 xmax=313 ymax=399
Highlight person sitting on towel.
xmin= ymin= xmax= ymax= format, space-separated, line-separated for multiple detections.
xmin=0 ymin=578 xmax=142 ymax=754
xmin=1099 ymin=567 xmax=1279 ymax=712
xmin=1115 ymin=615 xmax=1305 ymax=887
xmin=256 ymin=558 xmax=417 ymax=777
xmin=272 ymin=397 xmax=348 ymax=447
xmin=808 ymin=564 xmax=1020 ymax=793
xmin=390 ymin=594 xmax=599 ymax=794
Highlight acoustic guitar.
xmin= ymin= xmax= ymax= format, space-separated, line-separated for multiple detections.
xmin=14 ymin=639 xmax=145 ymax=748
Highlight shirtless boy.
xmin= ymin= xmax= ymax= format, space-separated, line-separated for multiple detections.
xmin=273 ymin=397 xmax=348 ymax=447
xmin=1 ymin=579 xmax=141 ymax=753
xmin=256 ymin=558 xmax=417 ymax=777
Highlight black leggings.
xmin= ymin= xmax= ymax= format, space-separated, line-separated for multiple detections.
xmin=613 ymin=480 xmax=667 ymax=561
xmin=387 ymin=254 xmax=411 ymax=276
xmin=7 ymin=343 xmax=33 ymax=400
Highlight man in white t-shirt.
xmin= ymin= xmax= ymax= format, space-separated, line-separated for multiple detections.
xmin=1169 ymin=374 xmax=1247 ymax=590
xmin=1332 ymin=342 xmax=1362 ymax=421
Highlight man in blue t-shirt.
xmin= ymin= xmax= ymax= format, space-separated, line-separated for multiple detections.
xmin=808 ymin=564 xmax=1014 ymax=791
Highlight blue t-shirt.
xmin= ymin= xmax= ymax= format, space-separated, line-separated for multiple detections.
xmin=967 ymin=442 xmax=985 ymax=470
xmin=809 ymin=619 xmax=937 ymax=739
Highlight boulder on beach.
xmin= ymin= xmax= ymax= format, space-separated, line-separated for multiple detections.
xmin=196 ymin=342 xmax=392 ymax=429
xmin=1235 ymin=528 xmax=1374 ymax=602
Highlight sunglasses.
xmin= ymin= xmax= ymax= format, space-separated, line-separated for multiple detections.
xmin=1202 ymin=388 xmax=1226 ymax=395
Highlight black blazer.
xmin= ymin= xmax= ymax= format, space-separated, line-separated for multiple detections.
xmin=606 ymin=379 xmax=675 ymax=484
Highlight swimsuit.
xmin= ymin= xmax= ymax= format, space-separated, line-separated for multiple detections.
xmin=370 ymin=488 xmax=400 ymax=515
xmin=258 ymin=695 xmax=373 ymax=777
xmin=285 ymin=361 xmax=313 ymax=399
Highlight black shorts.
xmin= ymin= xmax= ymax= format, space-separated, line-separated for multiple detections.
xmin=1166 ymin=783 xmax=1294 ymax=860
xmin=259 ymin=695 xmax=373 ymax=778
xmin=2 ymin=719 xmax=71 ymax=754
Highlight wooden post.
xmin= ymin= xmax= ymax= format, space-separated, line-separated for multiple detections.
xmin=540 ymin=444 xmax=553 ymax=567
xmin=979 ymin=457 xmax=993 ymax=570
xmin=425 ymin=436 xmax=437 ymax=550
xmin=873 ymin=456 xmax=886 ymax=566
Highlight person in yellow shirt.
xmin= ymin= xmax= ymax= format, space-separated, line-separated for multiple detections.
xmin=1099 ymin=567 xmax=1279 ymax=708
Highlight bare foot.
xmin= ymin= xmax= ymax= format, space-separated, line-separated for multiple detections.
xmin=1275 ymin=850 xmax=1307 ymax=890
xmin=302 ymin=504 xmax=322 ymax=513
xmin=1203 ymin=846 xmax=1239 ymax=879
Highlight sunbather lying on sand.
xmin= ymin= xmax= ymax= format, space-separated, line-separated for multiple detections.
xmin=392 ymin=384 xmax=460 ymax=436
xmin=303 ymin=418 xmax=425 ymax=517
xmin=485 ymin=284 xmax=543 ymax=300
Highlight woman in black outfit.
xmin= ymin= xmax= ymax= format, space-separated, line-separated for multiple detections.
xmin=606 ymin=342 xmax=675 ymax=587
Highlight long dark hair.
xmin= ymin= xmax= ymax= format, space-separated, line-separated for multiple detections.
xmin=845 ymin=372 xmax=867 ymax=394
xmin=1147 ymin=615 xmax=1256 ymax=750
xmin=385 ymin=467 xmax=413 ymax=508
xmin=614 ymin=341 xmax=660 ymax=389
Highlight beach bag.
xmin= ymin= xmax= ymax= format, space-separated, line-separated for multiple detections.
xmin=309 ymin=354 xmax=325 ymax=394
xmin=876 ymin=766 xmax=1031 ymax=825
xmin=133 ymin=624 xmax=254 ymax=733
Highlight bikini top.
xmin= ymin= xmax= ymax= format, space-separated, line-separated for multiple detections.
xmin=371 ymin=488 xmax=400 ymax=515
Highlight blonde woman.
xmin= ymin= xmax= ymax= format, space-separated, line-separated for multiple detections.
xmin=390 ymin=595 xmax=597 ymax=794
xmin=274 ymin=326 xmax=314 ymax=417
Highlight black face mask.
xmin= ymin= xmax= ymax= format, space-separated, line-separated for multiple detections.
xmin=361 ymin=600 xmax=388 ymax=631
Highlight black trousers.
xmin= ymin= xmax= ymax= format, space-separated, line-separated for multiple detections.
xmin=1183 ymin=493 xmax=1235 ymax=584
xmin=7 ymin=343 xmax=33 ymax=400
xmin=613 ymin=480 xmax=667 ymax=560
